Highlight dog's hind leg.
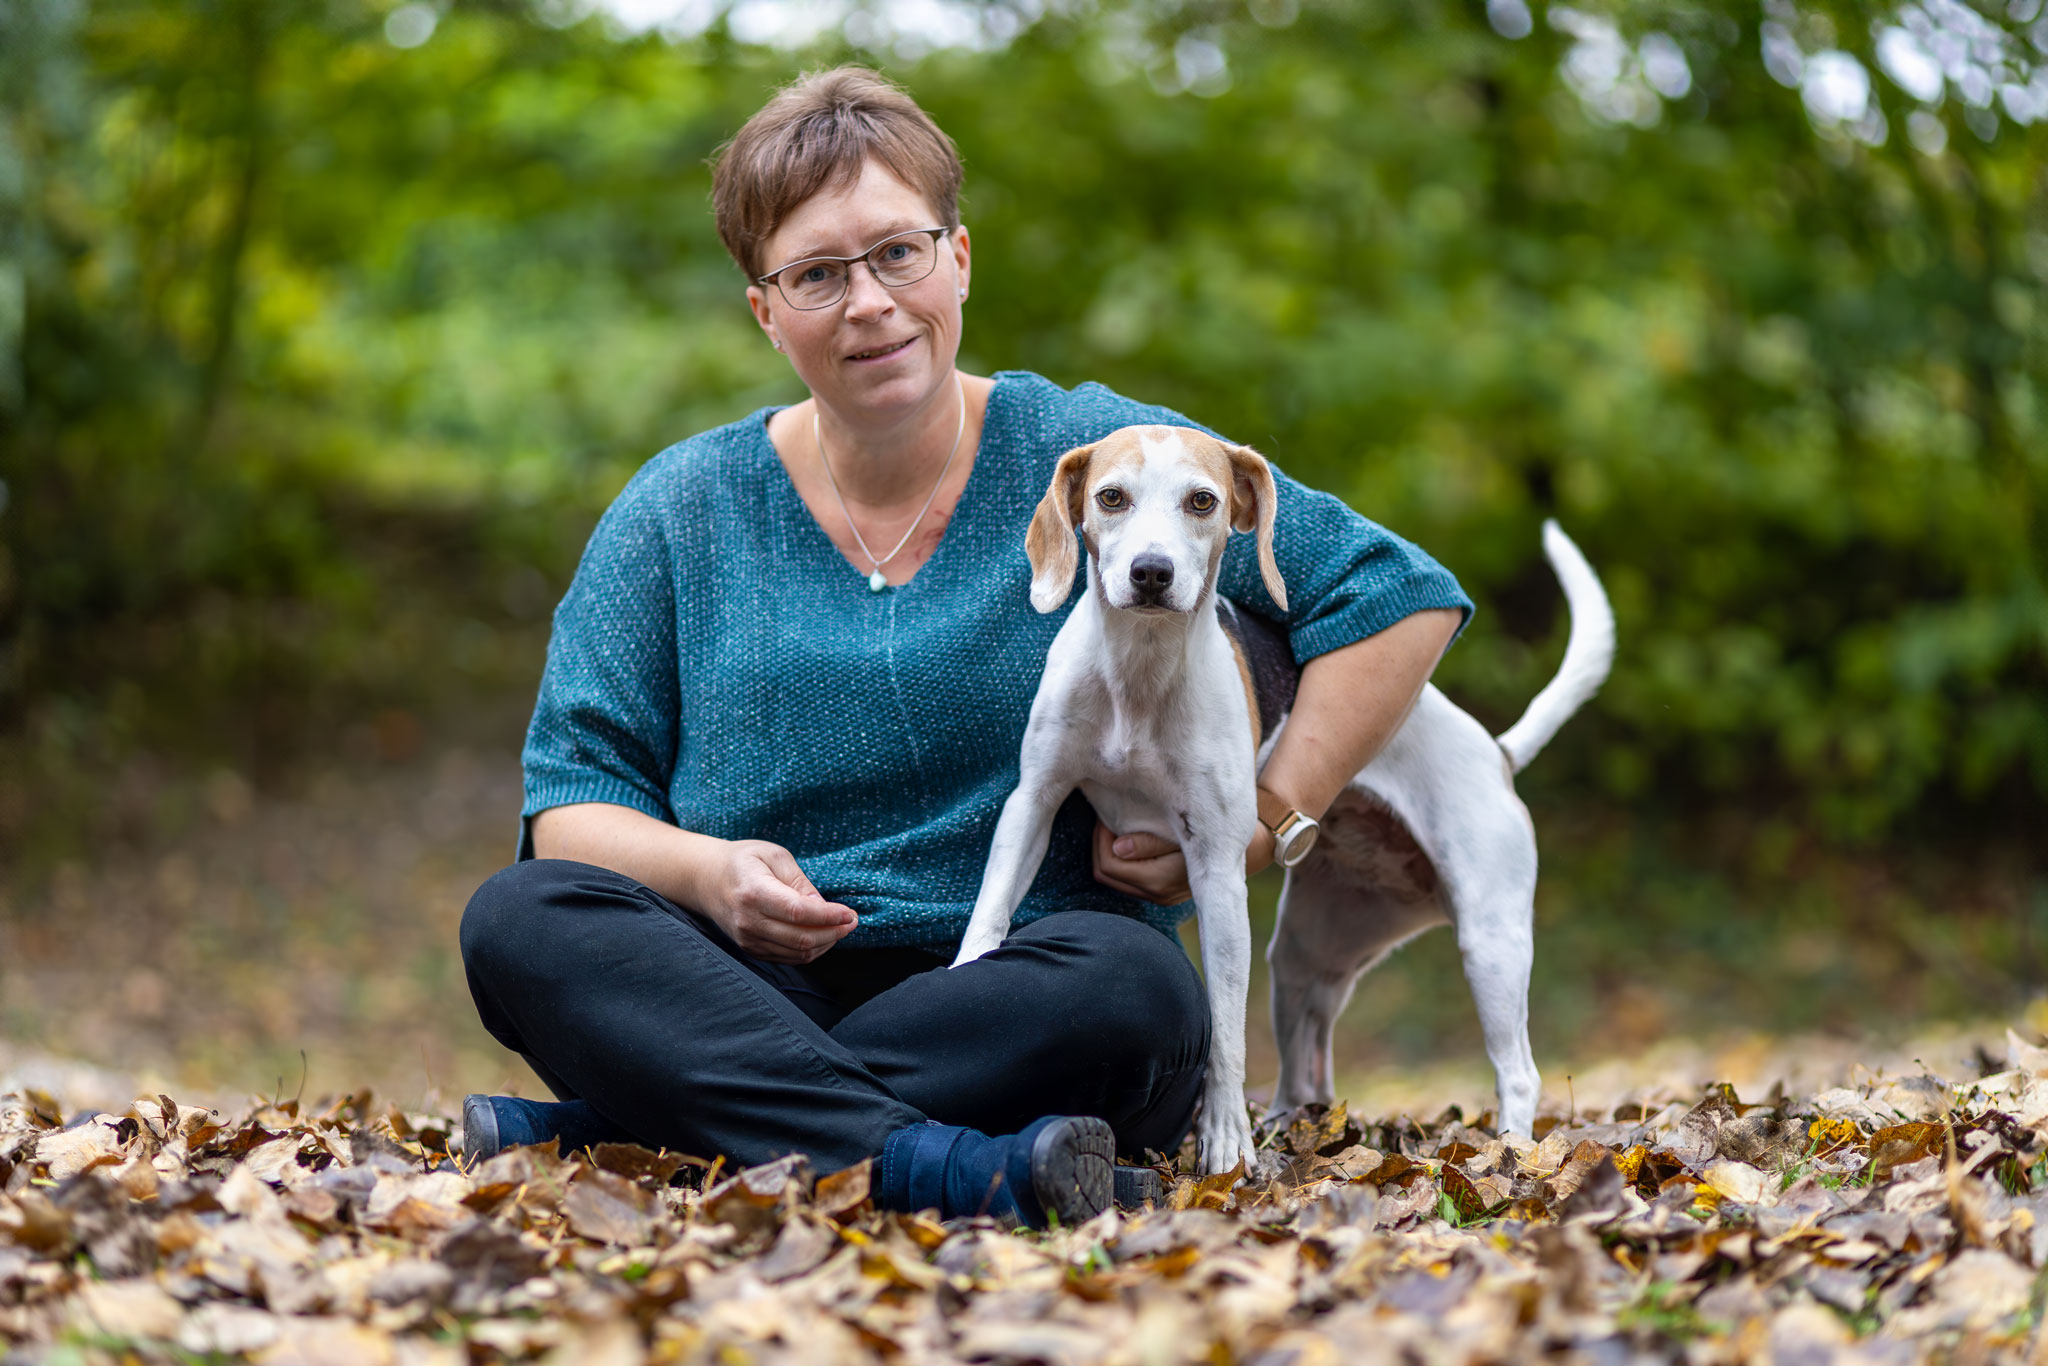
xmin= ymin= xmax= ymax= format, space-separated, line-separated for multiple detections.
xmin=1441 ymin=842 xmax=1541 ymax=1136
xmin=1267 ymin=852 xmax=1446 ymax=1111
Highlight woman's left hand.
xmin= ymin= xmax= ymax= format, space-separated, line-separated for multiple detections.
xmin=1091 ymin=821 xmax=1276 ymax=905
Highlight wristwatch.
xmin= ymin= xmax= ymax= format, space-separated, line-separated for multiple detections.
xmin=1256 ymin=787 xmax=1321 ymax=869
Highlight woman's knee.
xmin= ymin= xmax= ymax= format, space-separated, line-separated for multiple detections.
xmin=1018 ymin=911 xmax=1210 ymax=1041
xmin=460 ymin=859 xmax=615 ymax=980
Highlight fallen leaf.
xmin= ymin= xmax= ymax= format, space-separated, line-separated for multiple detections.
xmin=1712 ymin=1114 xmax=1807 ymax=1169
xmin=69 ymin=1278 xmax=183 ymax=1339
xmin=1699 ymin=1159 xmax=1769 ymax=1206
xmin=1285 ymin=1101 xmax=1356 ymax=1159
xmin=563 ymin=1168 xmax=656 ymax=1246
xmin=813 ymin=1158 xmax=872 ymax=1219
xmin=1868 ymin=1122 xmax=1945 ymax=1181
xmin=1542 ymin=1139 xmax=1613 ymax=1206
xmin=586 ymin=1142 xmax=689 ymax=1185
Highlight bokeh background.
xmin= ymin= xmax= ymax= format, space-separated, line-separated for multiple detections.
xmin=2 ymin=0 xmax=2044 ymax=1112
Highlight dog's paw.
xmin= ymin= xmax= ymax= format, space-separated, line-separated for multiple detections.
xmin=1196 ymin=1114 xmax=1257 ymax=1179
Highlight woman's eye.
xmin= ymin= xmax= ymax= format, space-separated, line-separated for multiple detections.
xmin=1188 ymin=491 xmax=1217 ymax=513
xmin=798 ymin=264 xmax=835 ymax=284
xmin=880 ymin=243 xmax=911 ymax=262
xmin=1096 ymin=488 xmax=1125 ymax=509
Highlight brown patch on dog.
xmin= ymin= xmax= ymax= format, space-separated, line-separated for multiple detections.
xmin=1314 ymin=788 xmax=1440 ymax=905
xmin=1227 ymin=629 xmax=1262 ymax=751
xmin=1025 ymin=443 xmax=1098 ymax=611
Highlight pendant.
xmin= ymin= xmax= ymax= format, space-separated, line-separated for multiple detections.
xmin=868 ymin=569 xmax=888 ymax=592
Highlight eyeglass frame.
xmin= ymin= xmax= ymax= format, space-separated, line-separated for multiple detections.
xmin=753 ymin=226 xmax=956 ymax=310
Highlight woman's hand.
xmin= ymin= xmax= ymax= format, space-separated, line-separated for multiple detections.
xmin=701 ymin=839 xmax=859 ymax=964
xmin=1091 ymin=821 xmax=1277 ymax=905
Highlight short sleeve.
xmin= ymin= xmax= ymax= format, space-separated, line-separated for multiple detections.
xmin=517 ymin=477 xmax=680 ymax=857
xmin=1216 ymin=462 xmax=1473 ymax=663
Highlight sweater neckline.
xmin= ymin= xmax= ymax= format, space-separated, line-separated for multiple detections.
xmin=753 ymin=372 xmax=1016 ymax=597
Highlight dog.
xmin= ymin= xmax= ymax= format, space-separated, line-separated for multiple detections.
xmin=952 ymin=424 xmax=1613 ymax=1174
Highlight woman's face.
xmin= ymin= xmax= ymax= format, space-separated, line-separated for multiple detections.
xmin=746 ymin=158 xmax=972 ymax=425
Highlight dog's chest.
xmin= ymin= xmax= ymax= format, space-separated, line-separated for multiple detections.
xmin=1083 ymin=705 xmax=1176 ymax=790
xmin=1070 ymin=696 xmax=1213 ymax=840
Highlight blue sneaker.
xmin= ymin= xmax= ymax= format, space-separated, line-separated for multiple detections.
xmin=459 ymin=1094 xmax=632 ymax=1163
xmin=875 ymin=1115 xmax=1115 ymax=1228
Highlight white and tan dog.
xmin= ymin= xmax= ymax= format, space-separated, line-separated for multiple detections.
xmin=953 ymin=425 xmax=1613 ymax=1174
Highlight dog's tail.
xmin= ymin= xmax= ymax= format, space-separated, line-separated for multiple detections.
xmin=1496 ymin=520 xmax=1614 ymax=774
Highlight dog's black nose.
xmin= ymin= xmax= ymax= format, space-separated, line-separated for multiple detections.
xmin=1130 ymin=555 xmax=1175 ymax=598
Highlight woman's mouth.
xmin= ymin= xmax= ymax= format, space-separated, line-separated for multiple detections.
xmin=846 ymin=337 xmax=915 ymax=363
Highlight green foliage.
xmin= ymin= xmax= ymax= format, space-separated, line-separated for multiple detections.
xmin=3 ymin=0 xmax=2044 ymax=839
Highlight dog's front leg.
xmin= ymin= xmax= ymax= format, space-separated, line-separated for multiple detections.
xmin=1186 ymin=846 xmax=1256 ymax=1175
xmin=952 ymin=781 xmax=1066 ymax=967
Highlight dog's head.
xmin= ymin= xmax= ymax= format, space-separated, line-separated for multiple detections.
xmin=1025 ymin=425 xmax=1288 ymax=616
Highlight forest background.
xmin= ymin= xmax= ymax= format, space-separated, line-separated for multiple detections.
xmin=2 ymin=0 xmax=2044 ymax=1109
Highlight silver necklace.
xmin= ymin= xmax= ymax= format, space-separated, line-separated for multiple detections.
xmin=813 ymin=373 xmax=967 ymax=592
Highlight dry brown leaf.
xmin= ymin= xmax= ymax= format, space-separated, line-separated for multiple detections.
xmin=1868 ymin=1121 xmax=1946 ymax=1181
xmin=68 ymin=1278 xmax=183 ymax=1339
xmin=1440 ymin=1164 xmax=1512 ymax=1222
xmin=32 ymin=1117 xmax=130 ymax=1180
xmin=1541 ymin=1139 xmax=1613 ymax=1206
xmin=1285 ymin=1101 xmax=1355 ymax=1159
xmin=563 ymin=1167 xmax=656 ymax=1246
xmin=586 ymin=1142 xmax=689 ymax=1185
xmin=1355 ymin=1152 xmax=1426 ymax=1188
xmin=1712 ymin=1113 xmax=1808 ymax=1168
xmin=813 ymin=1158 xmax=872 ymax=1220
xmin=1699 ymin=1159 xmax=1769 ymax=1206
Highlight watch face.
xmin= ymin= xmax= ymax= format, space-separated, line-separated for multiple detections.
xmin=1276 ymin=821 xmax=1319 ymax=868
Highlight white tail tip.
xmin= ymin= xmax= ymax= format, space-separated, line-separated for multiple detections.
xmin=1496 ymin=520 xmax=1615 ymax=773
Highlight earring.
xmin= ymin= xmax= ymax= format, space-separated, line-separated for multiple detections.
xmin=772 ymin=338 xmax=784 ymax=352
xmin=958 ymin=288 xmax=967 ymax=299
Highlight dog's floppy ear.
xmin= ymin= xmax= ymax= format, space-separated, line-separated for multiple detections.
xmin=1026 ymin=442 xmax=1096 ymax=612
xmin=1227 ymin=443 xmax=1288 ymax=613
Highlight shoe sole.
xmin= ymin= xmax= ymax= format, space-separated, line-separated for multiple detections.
xmin=460 ymin=1094 xmax=501 ymax=1165
xmin=1113 ymin=1165 xmax=1166 ymax=1209
xmin=1029 ymin=1116 xmax=1115 ymax=1225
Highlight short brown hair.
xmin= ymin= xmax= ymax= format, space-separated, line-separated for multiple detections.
xmin=712 ymin=66 xmax=963 ymax=280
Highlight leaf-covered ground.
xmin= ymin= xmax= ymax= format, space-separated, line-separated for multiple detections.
xmin=5 ymin=1028 xmax=2048 ymax=1364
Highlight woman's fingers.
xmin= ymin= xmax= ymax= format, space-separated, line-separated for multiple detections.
xmin=729 ymin=897 xmax=852 ymax=960
xmin=1109 ymin=829 xmax=1181 ymax=861
xmin=1091 ymin=821 xmax=1193 ymax=906
xmin=742 ymin=844 xmax=858 ymax=923
xmin=721 ymin=842 xmax=857 ymax=961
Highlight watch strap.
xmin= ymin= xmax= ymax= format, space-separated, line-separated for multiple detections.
xmin=1256 ymin=786 xmax=1306 ymax=837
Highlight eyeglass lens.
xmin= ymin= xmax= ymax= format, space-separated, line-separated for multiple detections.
xmin=775 ymin=231 xmax=940 ymax=309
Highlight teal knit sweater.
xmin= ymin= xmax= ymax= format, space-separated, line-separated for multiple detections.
xmin=520 ymin=370 xmax=1472 ymax=952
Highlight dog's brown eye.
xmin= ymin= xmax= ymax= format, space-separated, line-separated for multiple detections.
xmin=1188 ymin=491 xmax=1218 ymax=514
xmin=1096 ymin=488 xmax=1126 ymax=510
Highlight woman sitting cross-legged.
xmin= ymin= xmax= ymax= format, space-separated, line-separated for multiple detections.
xmin=458 ymin=66 xmax=1471 ymax=1228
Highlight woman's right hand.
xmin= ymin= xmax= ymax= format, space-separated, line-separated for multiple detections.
xmin=700 ymin=839 xmax=859 ymax=964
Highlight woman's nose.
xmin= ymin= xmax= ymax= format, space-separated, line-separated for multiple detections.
xmin=842 ymin=263 xmax=896 ymax=320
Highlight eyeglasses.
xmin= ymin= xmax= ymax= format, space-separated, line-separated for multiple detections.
xmin=754 ymin=227 xmax=953 ymax=310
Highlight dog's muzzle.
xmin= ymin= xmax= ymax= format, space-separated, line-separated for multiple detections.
xmin=1128 ymin=554 xmax=1175 ymax=607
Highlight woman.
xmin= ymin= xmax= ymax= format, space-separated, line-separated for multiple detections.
xmin=458 ymin=66 xmax=1469 ymax=1228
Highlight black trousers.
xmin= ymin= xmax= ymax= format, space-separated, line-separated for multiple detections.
xmin=460 ymin=860 xmax=1211 ymax=1171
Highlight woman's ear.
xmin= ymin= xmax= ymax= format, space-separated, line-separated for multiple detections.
xmin=745 ymin=284 xmax=779 ymax=350
xmin=951 ymin=223 xmax=971 ymax=295
xmin=1026 ymin=443 xmax=1095 ymax=612
xmin=1227 ymin=444 xmax=1288 ymax=613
